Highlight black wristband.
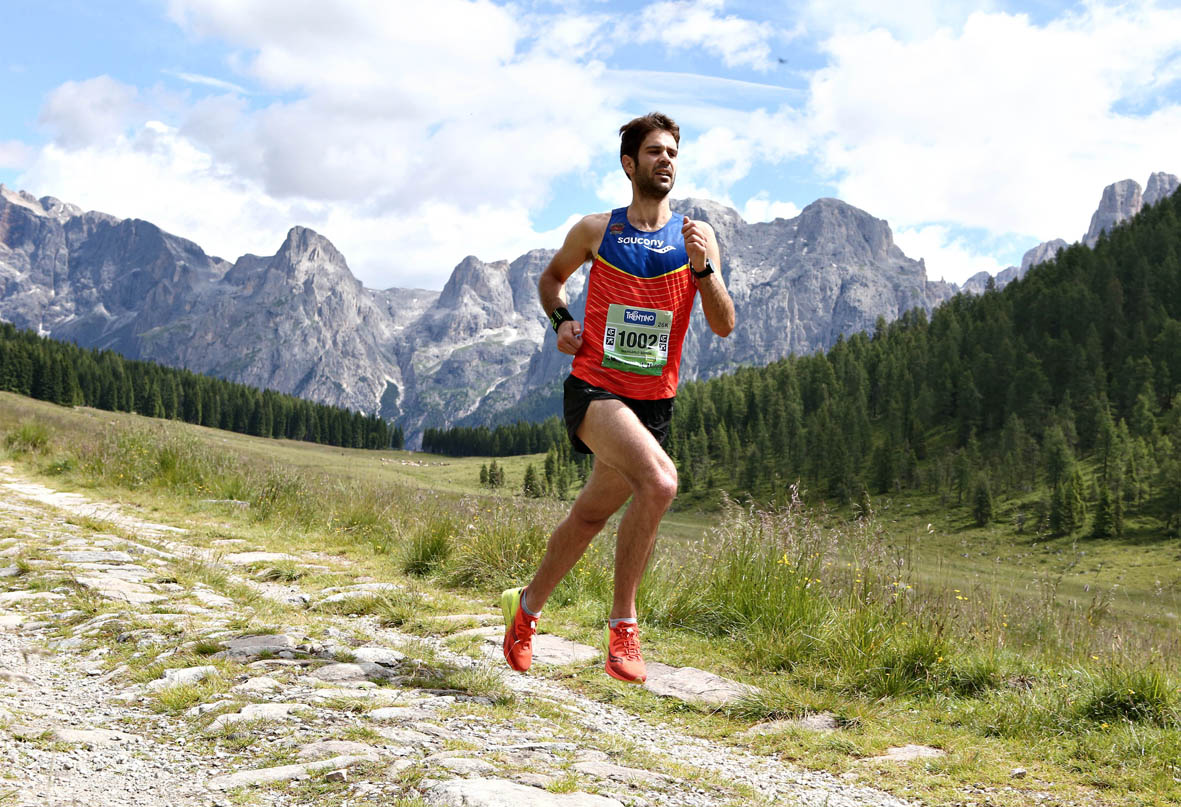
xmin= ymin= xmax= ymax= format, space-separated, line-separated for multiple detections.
xmin=691 ymin=256 xmax=716 ymax=280
xmin=549 ymin=306 xmax=574 ymax=333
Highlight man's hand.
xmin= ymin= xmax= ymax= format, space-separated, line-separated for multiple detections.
xmin=682 ymin=216 xmax=709 ymax=273
xmin=557 ymin=319 xmax=583 ymax=355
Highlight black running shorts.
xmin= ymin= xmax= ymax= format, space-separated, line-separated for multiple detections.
xmin=563 ymin=374 xmax=675 ymax=455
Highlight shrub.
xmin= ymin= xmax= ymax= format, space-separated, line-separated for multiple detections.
xmin=4 ymin=421 xmax=50 ymax=453
xmin=1078 ymin=665 xmax=1179 ymax=726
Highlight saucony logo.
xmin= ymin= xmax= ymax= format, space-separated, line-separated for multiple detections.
xmin=617 ymin=235 xmax=676 ymax=254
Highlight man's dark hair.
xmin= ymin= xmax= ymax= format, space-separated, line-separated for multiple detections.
xmin=619 ymin=112 xmax=680 ymax=178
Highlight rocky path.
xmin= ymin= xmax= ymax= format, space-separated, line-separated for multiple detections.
xmin=0 ymin=466 xmax=919 ymax=807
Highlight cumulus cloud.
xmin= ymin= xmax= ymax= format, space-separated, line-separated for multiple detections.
xmin=806 ymin=3 xmax=1181 ymax=249
xmin=894 ymin=224 xmax=1008 ymax=285
xmin=742 ymin=193 xmax=800 ymax=223
xmin=636 ymin=0 xmax=778 ymax=71
xmin=38 ymin=76 xmax=145 ymax=148
xmin=17 ymin=119 xmax=587 ymax=290
xmin=0 ymin=140 xmax=33 ymax=171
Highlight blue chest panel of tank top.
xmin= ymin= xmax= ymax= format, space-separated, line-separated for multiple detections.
xmin=596 ymin=208 xmax=687 ymax=279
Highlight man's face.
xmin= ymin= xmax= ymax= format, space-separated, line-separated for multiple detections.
xmin=627 ymin=129 xmax=678 ymax=199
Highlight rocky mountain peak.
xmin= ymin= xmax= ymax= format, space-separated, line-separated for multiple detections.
xmin=1144 ymin=172 xmax=1180 ymax=207
xmin=270 ymin=226 xmax=358 ymax=290
xmin=1021 ymin=238 xmax=1069 ymax=272
xmin=795 ymin=197 xmax=894 ymax=263
xmin=1084 ymin=179 xmax=1143 ymax=247
xmin=438 ymin=255 xmax=512 ymax=309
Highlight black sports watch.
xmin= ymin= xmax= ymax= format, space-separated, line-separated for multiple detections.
xmin=549 ymin=306 xmax=575 ymax=333
xmin=691 ymin=256 xmax=716 ymax=280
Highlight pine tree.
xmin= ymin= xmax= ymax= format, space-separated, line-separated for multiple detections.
xmin=522 ymin=463 xmax=542 ymax=498
xmin=972 ymin=474 xmax=993 ymax=526
xmin=1091 ymin=486 xmax=1115 ymax=539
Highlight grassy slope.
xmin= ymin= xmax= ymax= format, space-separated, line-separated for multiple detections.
xmin=3 ymin=390 xmax=1179 ymax=807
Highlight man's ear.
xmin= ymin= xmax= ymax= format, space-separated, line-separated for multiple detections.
xmin=620 ymin=155 xmax=634 ymax=181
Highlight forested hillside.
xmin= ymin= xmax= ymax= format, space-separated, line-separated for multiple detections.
xmin=425 ymin=189 xmax=1181 ymax=536
xmin=667 ymin=187 xmax=1181 ymax=535
xmin=0 ymin=323 xmax=404 ymax=450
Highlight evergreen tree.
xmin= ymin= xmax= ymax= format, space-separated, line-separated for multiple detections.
xmin=522 ymin=463 xmax=542 ymax=497
xmin=972 ymin=474 xmax=994 ymax=526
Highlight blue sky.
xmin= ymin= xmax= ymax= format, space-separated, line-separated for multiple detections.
xmin=2 ymin=0 xmax=1179 ymax=289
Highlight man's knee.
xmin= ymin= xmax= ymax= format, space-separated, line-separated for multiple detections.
xmin=637 ymin=461 xmax=678 ymax=507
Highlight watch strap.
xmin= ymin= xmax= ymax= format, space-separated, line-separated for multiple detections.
xmin=549 ymin=306 xmax=575 ymax=333
xmin=691 ymin=256 xmax=715 ymax=279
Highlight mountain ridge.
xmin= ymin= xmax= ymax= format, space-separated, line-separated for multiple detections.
xmin=2 ymin=176 xmax=1173 ymax=443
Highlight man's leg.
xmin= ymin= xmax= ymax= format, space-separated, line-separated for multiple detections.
xmin=573 ymin=399 xmax=679 ymax=621
xmin=523 ymin=456 xmax=633 ymax=611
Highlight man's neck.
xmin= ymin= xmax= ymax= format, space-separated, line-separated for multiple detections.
xmin=626 ymin=193 xmax=672 ymax=232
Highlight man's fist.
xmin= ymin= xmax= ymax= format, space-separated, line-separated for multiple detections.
xmin=681 ymin=216 xmax=708 ymax=274
xmin=557 ymin=319 xmax=583 ymax=355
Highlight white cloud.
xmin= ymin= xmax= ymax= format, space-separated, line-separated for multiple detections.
xmin=0 ymin=140 xmax=33 ymax=171
xmin=38 ymin=76 xmax=144 ymax=148
xmin=16 ymin=119 xmax=582 ymax=289
xmin=167 ymin=71 xmax=251 ymax=94
xmin=636 ymin=0 xmax=777 ymax=71
xmin=741 ymin=193 xmax=800 ymax=223
xmin=12 ymin=1 xmax=633 ymax=288
xmin=800 ymin=0 xmax=998 ymax=40
xmin=894 ymin=224 xmax=1008 ymax=286
xmin=806 ymin=3 xmax=1181 ymax=245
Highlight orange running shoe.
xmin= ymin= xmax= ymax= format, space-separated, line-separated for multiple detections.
xmin=604 ymin=622 xmax=646 ymax=683
xmin=501 ymin=586 xmax=537 ymax=673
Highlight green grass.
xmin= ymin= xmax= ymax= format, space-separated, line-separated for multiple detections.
xmin=3 ymin=390 xmax=1181 ymax=806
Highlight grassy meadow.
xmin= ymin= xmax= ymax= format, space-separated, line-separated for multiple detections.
xmin=2 ymin=390 xmax=1180 ymax=807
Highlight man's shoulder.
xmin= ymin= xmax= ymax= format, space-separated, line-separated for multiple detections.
xmin=567 ymin=211 xmax=613 ymax=246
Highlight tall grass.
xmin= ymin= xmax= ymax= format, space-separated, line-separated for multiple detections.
xmin=8 ymin=414 xmax=1179 ymax=760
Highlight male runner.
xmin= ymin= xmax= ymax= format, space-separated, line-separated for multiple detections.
xmin=501 ymin=112 xmax=735 ymax=683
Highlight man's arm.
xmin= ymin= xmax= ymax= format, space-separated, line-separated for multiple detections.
xmin=681 ymin=217 xmax=735 ymax=337
xmin=539 ymin=214 xmax=608 ymax=355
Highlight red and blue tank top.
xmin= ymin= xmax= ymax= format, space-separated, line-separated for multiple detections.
xmin=571 ymin=207 xmax=697 ymax=400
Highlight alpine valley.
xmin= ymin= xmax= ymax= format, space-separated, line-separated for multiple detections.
xmin=0 ymin=173 xmax=1176 ymax=445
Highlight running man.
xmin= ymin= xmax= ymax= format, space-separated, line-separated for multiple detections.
xmin=501 ymin=112 xmax=736 ymax=683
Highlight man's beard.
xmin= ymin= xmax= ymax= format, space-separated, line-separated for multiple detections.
xmin=634 ymin=167 xmax=673 ymax=200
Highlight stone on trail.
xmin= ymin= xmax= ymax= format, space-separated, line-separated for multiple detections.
xmin=310 ymin=661 xmax=391 ymax=683
xmin=0 ymin=590 xmax=65 ymax=605
xmin=573 ymin=760 xmax=673 ymax=784
xmin=217 ymin=633 xmax=298 ymax=661
xmin=297 ymin=739 xmax=378 ymax=760
xmin=0 ymin=612 xmax=23 ymax=630
xmin=56 ymin=550 xmax=134 ymax=564
xmin=231 ymin=676 xmax=283 ymax=694
xmin=223 ymin=551 xmax=299 ymax=565
xmin=206 ymin=754 xmax=378 ymax=790
xmin=464 ymin=626 xmax=599 ymax=666
xmin=427 ymin=778 xmax=624 ymax=806
xmin=858 ymin=744 xmax=946 ymax=763
xmin=351 ymin=646 xmax=406 ymax=667
xmin=52 ymin=727 xmax=141 ymax=747
xmin=437 ymin=757 xmax=497 ymax=776
xmin=643 ymin=662 xmax=757 ymax=708
xmin=147 ymin=665 xmax=218 ymax=690
xmin=191 ymin=588 xmax=234 ymax=609
xmin=0 ymin=565 xmax=20 ymax=578
xmin=74 ymin=575 xmax=165 ymax=604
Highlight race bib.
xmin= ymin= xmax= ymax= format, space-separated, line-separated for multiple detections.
xmin=602 ymin=304 xmax=672 ymax=376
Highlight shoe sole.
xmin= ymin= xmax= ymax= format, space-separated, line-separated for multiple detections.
xmin=500 ymin=587 xmax=523 ymax=630
xmin=501 ymin=587 xmax=529 ymax=673
xmin=603 ymin=626 xmax=646 ymax=684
